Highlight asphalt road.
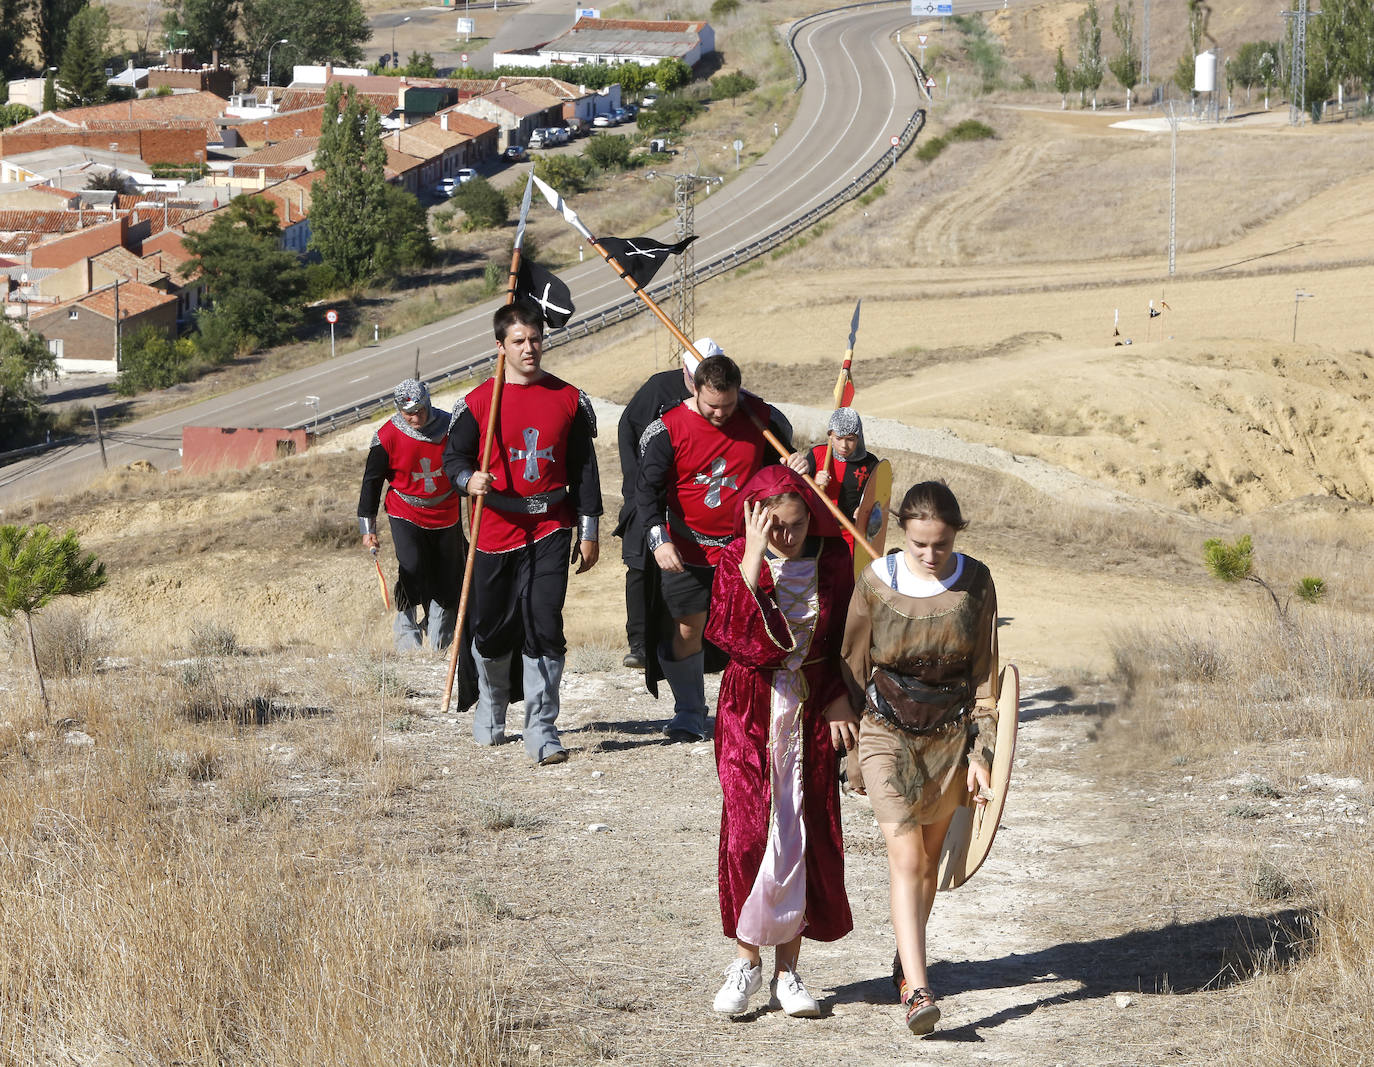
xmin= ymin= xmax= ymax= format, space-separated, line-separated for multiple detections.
xmin=0 ymin=1 xmax=923 ymax=513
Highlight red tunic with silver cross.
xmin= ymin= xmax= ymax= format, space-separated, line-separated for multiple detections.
xmin=463 ymin=374 xmax=580 ymax=553
xmin=378 ymin=418 xmax=460 ymax=529
xmin=661 ymin=394 xmax=771 ymax=567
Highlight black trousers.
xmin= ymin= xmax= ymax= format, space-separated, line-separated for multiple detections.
xmin=471 ymin=528 xmax=571 ymax=660
xmin=388 ymin=516 xmax=463 ymax=613
xmin=624 ymin=560 xmax=647 ymax=655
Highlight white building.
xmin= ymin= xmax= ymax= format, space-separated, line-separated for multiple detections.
xmin=494 ymin=17 xmax=714 ymax=70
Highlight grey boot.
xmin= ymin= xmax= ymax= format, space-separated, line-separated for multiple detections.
xmin=659 ymin=648 xmax=709 ymax=741
xmin=472 ymin=648 xmax=512 ymax=746
xmin=392 ymin=608 xmax=423 ymax=652
xmin=428 ymin=600 xmax=456 ymax=652
xmin=522 ymin=654 xmax=566 ymax=764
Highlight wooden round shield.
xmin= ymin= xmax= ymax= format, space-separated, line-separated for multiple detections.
xmin=851 ymin=458 xmax=892 ymax=578
xmin=937 ymin=663 xmax=1019 ymax=891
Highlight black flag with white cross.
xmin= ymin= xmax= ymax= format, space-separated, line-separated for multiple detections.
xmin=516 ymin=259 xmax=575 ymax=329
xmin=599 ymin=235 xmax=697 ymax=291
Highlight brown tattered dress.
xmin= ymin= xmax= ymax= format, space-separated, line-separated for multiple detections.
xmin=840 ymin=552 xmax=999 ymax=834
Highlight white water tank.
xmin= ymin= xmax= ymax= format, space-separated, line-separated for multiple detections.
xmin=1194 ymin=50 xmax=1217 ymax=93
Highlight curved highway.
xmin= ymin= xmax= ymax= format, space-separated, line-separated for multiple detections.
xmin=0 ymin=1 xmax=923 ymax=510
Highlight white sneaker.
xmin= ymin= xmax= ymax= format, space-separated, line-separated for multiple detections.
xmin=770 ymin=969 xmax=821 ymax=1018
xmin=713 ymin=958 xmax=762 ymax=1014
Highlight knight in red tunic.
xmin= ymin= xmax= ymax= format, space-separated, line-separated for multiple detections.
xmin=442 ymin=299 xmax=602 ymax=766
xmin=633 ymin=353 xmax=798 ymax=742
xmin=802 ymin=407 xmax=883 ymax=554
xmin=358 ymin=379 xmax=464 ymax=652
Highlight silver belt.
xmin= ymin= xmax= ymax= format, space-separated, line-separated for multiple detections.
xmin=667 ymin=510 xmax=733 ymax=548
xmin=392 ymin=487 xmax=455 ymax=509
xmin=486 ymin=487 xmax=569 ymax=515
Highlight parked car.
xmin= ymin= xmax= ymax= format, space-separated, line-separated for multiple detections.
xmin=613 ymin=107 xmax=630 ymax=124
xmin=528 ymin=128 xmax=549 ymax=149
xmin=548 ymin=126 xmax=570 ymax=145
xmin=566 ymin=117 xmax=588 ymax=137
xmin=436 ymin=176 xmax=458 ymax=197
xmin=592 ymin=114 xmax=614 ymax=128
xmin=455 ymin=167 xmax=476 ymax=184
xmin=623 ymin=103 xmax=639 ymax=118
xmin=641 ymin=93 xmax=659 ymax=108
xmin=504 ymin=144 xmax=527 ymax=160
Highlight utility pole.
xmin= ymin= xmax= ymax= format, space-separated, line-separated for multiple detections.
xmin=1166 ymin=103 xmax=1179 ymax=277
xmin=646 ymin=157 xmax=721 ymax=361
xmin=1280 ymin=0 xmax=1318 ymax=125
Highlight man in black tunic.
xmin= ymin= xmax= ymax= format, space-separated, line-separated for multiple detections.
xmin=612 ymin=339 xmax=716 ymax=669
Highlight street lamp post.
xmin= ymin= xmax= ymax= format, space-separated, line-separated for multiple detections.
xmin=1292 ymin=290 xmax=1314 ymax=343
xmin=392 ymin=16 xmax=411 ymax=68
xmin=265 ymin=38 xmax=288 ymax=92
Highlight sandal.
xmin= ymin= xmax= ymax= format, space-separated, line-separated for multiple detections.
xmin=891 ymin=951 xmax=904 ymax=996
xmin=902 ymin=985 xmax=940 ymax=1037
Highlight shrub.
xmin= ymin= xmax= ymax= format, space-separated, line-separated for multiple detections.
xmin=584 ymin=134 xmax=633 ymax=171
xmin=637 ymin=96 xmax=702 ymax=136
xmin=114 ymin=326 xmax=200 ymax=395
xmin=711 ymin=71 xmax=757 ymax=104
xmin=534 ymin=153 xmax=594 ymax=193
xmin=452 ymin=177 xmax=507 ymax=230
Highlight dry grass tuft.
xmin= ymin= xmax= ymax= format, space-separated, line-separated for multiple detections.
xmin=5 ymin=604 xmax=109 ymax=680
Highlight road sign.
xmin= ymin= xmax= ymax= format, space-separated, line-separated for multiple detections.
xmin=460 ymin=53 xmax=469 ymax=64
xmin=912 ymin=0 xmax=953 ymax=13
xmin=918 ymin=33 xmax=929 ymax=45
xmin=926 ymin=76 xmax=937 ymax=89
xmin=457 ymin=17 xmax=474 ymax=33
xmin=891 ymin=135 xmax=900 ymax=146
xmin=325 ymin=309 xmax=338 ymax=323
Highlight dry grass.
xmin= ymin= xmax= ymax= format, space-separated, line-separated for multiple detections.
xmin=1110 ymin=607 xmax=1374 ymax=1065
xmin=0 ymin=656 xmax=516 ymax=1065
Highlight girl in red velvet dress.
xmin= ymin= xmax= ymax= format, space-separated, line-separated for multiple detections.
xmin=703 ymin=465 xmax=860 ymax=1018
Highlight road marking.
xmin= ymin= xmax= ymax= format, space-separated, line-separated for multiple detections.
xmin=274 ymin=401 xmax=296 ymax=411
xmin=348 ymin=376 xmax=369 ymax=383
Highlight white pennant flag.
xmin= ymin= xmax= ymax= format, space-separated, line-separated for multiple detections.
xmin=531 ymin=173 xmax=595 ymax=242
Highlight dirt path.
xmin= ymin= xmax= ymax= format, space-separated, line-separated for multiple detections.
xmin=336 ymin=652 xmax=1273 ymax=1066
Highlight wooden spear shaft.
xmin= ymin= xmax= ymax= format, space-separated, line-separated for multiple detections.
xmin=585 ymin=237 xmax=882 ymax=561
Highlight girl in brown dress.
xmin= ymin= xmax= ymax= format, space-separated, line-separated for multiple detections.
xmin=841 ymin=481 xmax=999 ymax=1036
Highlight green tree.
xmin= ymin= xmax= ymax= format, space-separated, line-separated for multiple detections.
xmin=0 ymin=0 xmax=29 ymax=80
xmin=114 ymin=324 xmax=198 ymax=395
xmin=451 ymin=176 xmax=507 ymax=230
xmin=711 ymin=70 xmax=757 ymax=104
xmin=373 ymin=183 xmax=434 ymax=276
xmin=309 ymin=85 xmax=400 ymax=284
xmin=57 ymin=5 xmax=113 ymax=106
xmin=616 ymin=62 xmax=649 ymax=96
xmin=33 ymin=0 xmax=89 ymax=70
xmin=585 ymin=133 xmax=632 ymax=171
xmin=42 ymin=70 xmax=58 ymax=112
xmin=241 ymin=0 xmax=368 ymax=81
xmin=182 ymin=195 xmax=306 ymax=352
xmin=1203 ymin=535 xmax=1326 ymax=621
xmin=1108 ymin=1 xmax=1141 ymax=108
xmin=1231 ymin=41 xmax=1273 ymax=103
xmin=636 ymin=95 xmax=700 ymax=136
xmin=1053 ymin=45 xmax=1071 ymax=108
xmin=162 ymin=0 xmax=240 ymax=64
xmin=1072 ymin=0 xmax=1104 ymax=108
xmin=710 ymin=0 xmax=739 ymax=17
xmin=652 ymin=57 xmax=692 ymax=94
xmin=0 ymin=524 xmax=106 ymax=714
xmin=533 ymin=153 xmax=593 ymax=194
xmin=0 ymin=321 xmax=56 ymax=450
xmin=0 ymin=102 xmax=36 ymax=127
